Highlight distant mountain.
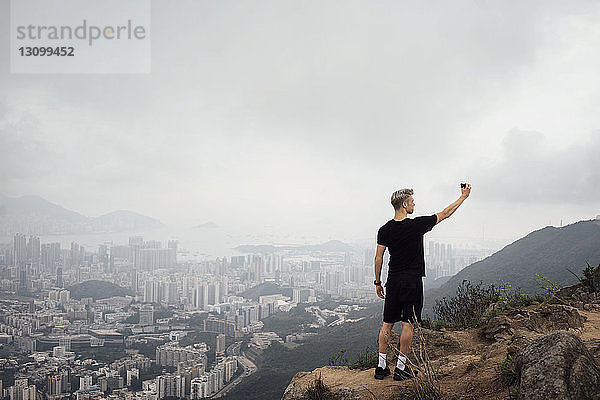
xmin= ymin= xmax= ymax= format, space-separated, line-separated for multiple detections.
xmin=193 ymin=221 xmax=219 ymax=229
xmin=0 ymin=193 xmax=164 ymax=235
xmin=294 ymin=240 xmax=353 ymax=252
xmin=235 ymin=244 xmax=278 ymax=253
xmin=0 ymin=193 xmax=88 ymax=223
xmin=67 ymin=280 xmax=134 ymax=300
xmin=234 ymin=239 xmax=353 ymax=254
xmin=424 ymin=219 xmax=600 ymax=318
xmin=92 ymin=210 xmax=164 ymax=232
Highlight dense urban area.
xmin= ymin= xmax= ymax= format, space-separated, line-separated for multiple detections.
xmin=0 ymin=232 xmax=492 ymax=400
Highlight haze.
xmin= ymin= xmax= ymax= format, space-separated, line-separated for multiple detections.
xmin=1 ymin=0 xmax=599 ymax=248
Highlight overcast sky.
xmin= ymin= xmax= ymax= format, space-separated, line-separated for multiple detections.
xmin=1 ymin=0 xmax=599 ymax=248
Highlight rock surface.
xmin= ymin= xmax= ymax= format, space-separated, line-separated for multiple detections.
xmin=281 ymin=272 xmax=600 ymax=400
xmin=515 ymin=330 xmax=600 ymax=400
xmin=281 ymin=366 xmax=405 ymax=400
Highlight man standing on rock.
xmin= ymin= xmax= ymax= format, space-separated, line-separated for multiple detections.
xmin=374 ymin=184 xmax=471 ymax=380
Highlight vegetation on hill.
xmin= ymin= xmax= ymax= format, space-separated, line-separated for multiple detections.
xmin=430 ymin=280 xmax=548 ymax=330
xmin=239 ymin=282 xmax=292 ymax=300
xmin=221 ymin=302 xmax=382 ymax=400
xmin=424 ymin=219 xmax=600 ymax=318
xmin=67 ymin=280 xmax=134 ymax=300
xmin=261 ymin=304 xmax=317 ymax=338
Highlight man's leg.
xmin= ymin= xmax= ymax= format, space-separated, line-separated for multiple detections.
xmin=377 ymin=322 xmax=394 ymax=369
xmin=378 ymin=322 xmax=394 ymax=353
xmin=398 ymin=321 xmax=413 ymax=356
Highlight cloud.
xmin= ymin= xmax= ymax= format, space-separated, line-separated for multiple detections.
xmin=469 ymin=129 xmax=600 ymax=205
xmin=1 ymin=1 xmax=600 ymax=242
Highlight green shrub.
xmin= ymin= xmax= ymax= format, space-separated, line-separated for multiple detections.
xmin=496 ymin=354 xmax=519 ymax=399
xmin=433 ymin=280 xmax=502 ymax=329
xmin=568 ymin=262 xmax=599 ymax=293
xmin=420 ymin=317 xmax=452 ymax=331
xmin=434 ymin=279 xmax=554 ymax=329
xmin=327 ymin=348 xmax=349 ymax=367
xmin=348 ymin=346 xmax=378 ymax=370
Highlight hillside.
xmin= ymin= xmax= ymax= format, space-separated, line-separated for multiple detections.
xmin=67 ymin=280 xmax=134 ymax=300
xmin=423 ymin=219 xmax=600 ymax=318
xmin=282 ymin=275 xmax=600 ymax=400
xmin=239 ymin=282 xmax=292 ymax=300
xmin=220 ymin=302 xmax=381 ymax=400
xmin=0 ymin=193 xmax=164 ymax=235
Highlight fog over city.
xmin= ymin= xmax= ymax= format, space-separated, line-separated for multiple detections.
xmin=1 ymin=1 xmax=599 ymax=248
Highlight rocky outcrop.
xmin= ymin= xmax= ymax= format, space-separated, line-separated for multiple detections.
xmin=386 ymin=327 xmax=462 ymax=366
xmin=480 ymin=315 xmax=513 ymax=341
xmin=525 ymin=304 xmax=585 ymax=333
xmin=281 ymin=366 xmax=404 ymax=400
xmin=515 ymin=330 xmax=600 ymax=400
xmin=282 ymin=272 xmax=600 ymax=400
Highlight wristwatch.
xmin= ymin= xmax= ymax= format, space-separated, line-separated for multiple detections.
xmin=374 ymin=280 xmax=382 ymax=286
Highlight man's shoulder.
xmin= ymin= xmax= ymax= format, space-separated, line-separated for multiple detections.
xmin=379 ymin=220 xmax=393 ymax=229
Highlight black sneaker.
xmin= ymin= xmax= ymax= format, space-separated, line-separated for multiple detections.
xmin=374 ymin=366 xmax=391 ymax=380
xmin=393 ymin=366 xmax=418 ymax=381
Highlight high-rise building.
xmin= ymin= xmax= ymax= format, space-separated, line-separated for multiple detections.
xmin=144 ymin=279 xmax=163 ymax=303
xmin=165 ymin=281 xmax=179 ymax=304
xmin=131 ymin=268 xmax=138 ymax=293
xmin=216 ymin=334 xmax=225 ymax=355
xmin=13 ymin=233 xmax=27 ymax=267
xmin=57 ymin=267 xmax=63 ymax=288
xmin=129 ymin=236 xmax=144 ymax=246
xmin=139 ymin=304 xmax=154 ymax=326
xmin=208 ymin=282 xmax=220 ymax=305
xmin=156 ymin=374 xmax=183 ymax=399
xmin=194 ymin=282 xmax=208 ymax=310
xmin=71 ymin=242 xmax=82 ymax=267
xmin=26 ymin=236 xmax=40 ymax=265
xmin=41 ymin=243 xmax=61 ymax=272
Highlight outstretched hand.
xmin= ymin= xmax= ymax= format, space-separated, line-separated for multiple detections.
xmin=461 ymin=183 xmax=472 ymax=198
xmin=376 ymin=285 xmax=385 ymax=299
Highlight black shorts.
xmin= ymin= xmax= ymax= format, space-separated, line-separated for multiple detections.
xmin=383 ymin=276 xmax=423 ymax=324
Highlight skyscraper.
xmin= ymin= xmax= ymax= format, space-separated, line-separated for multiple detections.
xmin=57 ymin=267 xmax=63 ymax=288
xmin=13 ymin=233 xmax=27 ymax=267
xmin=26 ymin=236 xmax=40 ymax=265
xmin=139 ymin=304 xmax=154 ymax=326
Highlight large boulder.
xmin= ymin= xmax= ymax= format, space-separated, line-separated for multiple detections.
xmin=515 ymin=330 xmax=600 ymax=400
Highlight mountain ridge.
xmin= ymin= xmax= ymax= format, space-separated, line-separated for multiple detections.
xmin=423 ymin=218 xmax=600 ymax=318
xmin=0 ymin=193 xmax=164 ymax=235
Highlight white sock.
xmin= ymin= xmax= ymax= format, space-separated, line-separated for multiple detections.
xmin=378 ymin=353 xmax=387 ymax=369
xmin=396 ymin=355 xmax=407 ymax=371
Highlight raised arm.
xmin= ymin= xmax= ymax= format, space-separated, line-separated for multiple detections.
xmin=435 ymin=183 xmax=471 ymax=224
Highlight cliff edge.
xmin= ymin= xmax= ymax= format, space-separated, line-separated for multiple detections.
xmin=282 ymin=274 xmax=600 ymax=400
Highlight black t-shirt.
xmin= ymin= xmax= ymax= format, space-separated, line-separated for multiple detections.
xmin=377 ymin=214 xmax=437 ymax=278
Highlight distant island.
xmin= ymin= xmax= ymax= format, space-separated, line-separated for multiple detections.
xmin=193 ymin=221 xmax=219 ymax=229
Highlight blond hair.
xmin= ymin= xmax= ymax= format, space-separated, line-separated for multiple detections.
xmin=391 ymin=188 xmax=413 ymax=210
